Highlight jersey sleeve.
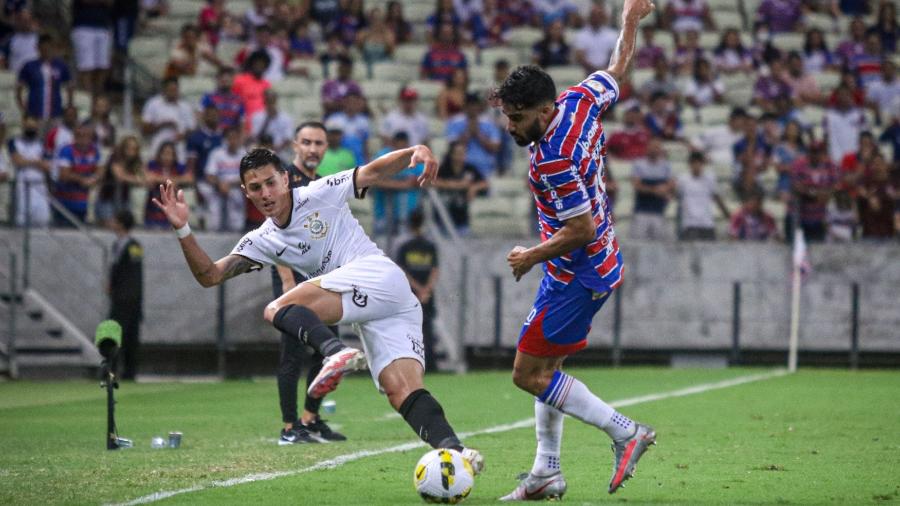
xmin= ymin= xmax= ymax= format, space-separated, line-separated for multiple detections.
xmin=574 ymin=71 xmax=620 ymax=113
xmin=309 ymin=168 xmax=366 ymax=203
xmin=535 ymin=158 xmax=592 ymax=220
xmin=228 ymin=230 xmax=268 ymax=270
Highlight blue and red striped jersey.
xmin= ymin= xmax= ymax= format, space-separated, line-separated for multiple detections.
xmin=528 ymin=70 xmax=623 ymax=293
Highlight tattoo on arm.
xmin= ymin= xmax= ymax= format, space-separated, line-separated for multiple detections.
xmin=220 ymin=255 xmax=257 ymax=282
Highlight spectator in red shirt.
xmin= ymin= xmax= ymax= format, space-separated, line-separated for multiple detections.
xmin=421 ymin=22 xmax=467 ymax=82
xmin=231 ymin=49 xmax=271 ymax=131
xmin=606 ymin=104 xmax=650 ymax=160
xmin=789 ymin=141 xmax=839 ymax=242
xmin=839 ymin=131 xmax=879 ymax=196
xmin=856 ymin=153 xmax=897 ymax=239
xmin=730 ymin=191 xmax=779 ymax=241
xmin=198 ymin=0 xmax=229 ymax=48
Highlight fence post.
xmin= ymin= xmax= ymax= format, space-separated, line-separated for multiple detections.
xmin=731 ymin=281 xmax=742 ymax=365
xmin=850 ymin=282 xmax=859 ymax=370
xmin=216 ymin=283 xmax=227 ymax=378
xmin=7 ymin=253 xmax=18 ymax=379
xmin=456 ymin=255 xmax=469 ymax=367
xmin=612 ymin=287 xmax=623 ymax=367
xmin=23 ymin=182 xmax=31 ymax=291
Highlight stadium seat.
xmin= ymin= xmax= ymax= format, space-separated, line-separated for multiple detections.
xmin=287 ymin=97 xmax=322 ymax=120
xmin=0 ymin=71 xmax=16 ymax=90
xmin=663 ymin=141 xmax=690 ymax=163
xmin=713 ymin=10 xmax=744 ymax=30
xmin=404 ymin=2 xmax=432 ymax=23
xmin=698 ymin=104 xmax=733 ymax=125
xmin=491 ymin=177 xmax=527 ymax=197
xmin=410 ymin=79 xmax=443 ymax=100
xmin=812 ymin=72 xmax=840 ymax=92
xmin=180 ymin=76 xmax=215 ymax=97
xmin=724 ymin=86 xmax=753 ymax=107
xmin=505 ymin=28 xmax=543 ymax=49
xmin=430 ymin=137 xmax=448 ymax=158
xmin=547 ymin=66 xmax=586 ymax=87
xmin=371 ymin=62 xmax=412 ymax=82
xmin=272 ymin=77 xmax=309 ymax=98
xmin=169 ymin=0 xmax=204 ymax=19
xmin=480 ymin=47 xmax=520 ymax=68
xmin=130 ymin=37 xmax=169 ymax=59
xmin=699 ymin=32 xmax=722 ymax=49
xmin=771 ymin=32 xmax=805 ymax=53
xmin=361 ymin=80 xmax=401 ymax=100
xmin=217 ymin=40 xmax=244 ymax=66
xmin=394 ymin=44 xmax=428 ymax=66
xmin=631 ymin=68 xmax=653 ymax=87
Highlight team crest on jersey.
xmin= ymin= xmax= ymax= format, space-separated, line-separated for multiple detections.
xmin=303 ymin=212 xmax=328 ymax=239
xmin=584 ymin=79 xmax=607 ymax=94
xmin=351 ymin=285 xmax=368 ymax=307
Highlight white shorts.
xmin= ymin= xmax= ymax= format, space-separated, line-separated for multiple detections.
xmin=71 ymin=27 xmax=112 ymax=71
xmin=313 ymin=255 xmax=425 ymax=390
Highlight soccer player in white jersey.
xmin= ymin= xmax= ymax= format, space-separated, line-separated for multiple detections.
xmin=494 ymin=0 xmax=656 ymax=500
xmin=152 ymin=146 xmax=483 ymax=473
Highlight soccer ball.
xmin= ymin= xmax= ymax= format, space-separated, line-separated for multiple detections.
xmin=413 ymin=448 xmax=474 ymax=504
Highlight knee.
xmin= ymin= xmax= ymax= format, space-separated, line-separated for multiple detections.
xmin=511 ymin=366 xmax=552 ymax=396
xmin=386 ymin=384 xmax=416 ymax=411
xmin=263 ymin=301 xmax=283 ymax=324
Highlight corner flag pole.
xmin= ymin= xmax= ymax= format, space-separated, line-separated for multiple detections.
xmin=788 ymin=228 xmax=807 ymax=373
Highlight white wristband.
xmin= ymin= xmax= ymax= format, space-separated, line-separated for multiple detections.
xmin=174 ymin=223 xmax=192 ymax=239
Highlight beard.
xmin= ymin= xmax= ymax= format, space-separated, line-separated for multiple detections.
xmin=302 ymin=157 xmax=320 ymax=170
xmin=512 ymin=117 xmax=544 ymax=146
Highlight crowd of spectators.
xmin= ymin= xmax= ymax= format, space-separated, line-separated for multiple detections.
xmin=0 ymin=0 xmax=898 ymax=243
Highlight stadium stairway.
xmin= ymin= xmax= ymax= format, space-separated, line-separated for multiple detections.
xmin=0 ymin=250 xmax=101 ymax=379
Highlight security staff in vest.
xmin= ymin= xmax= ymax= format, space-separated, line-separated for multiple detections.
xmin=108 ymin=209 xmax=143 ymax=380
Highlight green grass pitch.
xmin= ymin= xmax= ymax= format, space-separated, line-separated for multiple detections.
xmin=1 ymin=368 xmax=899 ymax=505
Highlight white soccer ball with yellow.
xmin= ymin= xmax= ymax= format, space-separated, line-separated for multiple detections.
xmin=413 ymin=448 xmax=474 ymax=503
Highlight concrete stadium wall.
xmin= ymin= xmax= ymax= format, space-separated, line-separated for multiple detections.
xmin=2 ymin=229 xmax=898 ymax=353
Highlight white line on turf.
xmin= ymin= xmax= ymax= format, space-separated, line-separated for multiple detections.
xmin=108 ymin=369 xmax=788 ymax=506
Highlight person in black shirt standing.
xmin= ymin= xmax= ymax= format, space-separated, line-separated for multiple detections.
xmin=272 ymin=121 xmax=347 ymax=445
xmin=395 ymin=208 xmax=440 ymax=372
xmin=108 ymin=209 xmax=143 ymax=380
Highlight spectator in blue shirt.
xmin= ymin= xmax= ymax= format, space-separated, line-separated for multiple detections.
xmin=186 ymin=105 xmax=223 ymax=182
xmin=446 ymin=92 xmax=502 ymax=179
xmin=16 ymin=34 xmax=73 ymax=123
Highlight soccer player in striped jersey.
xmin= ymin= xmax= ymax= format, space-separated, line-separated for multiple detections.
xmin=495 ymin=0 xmax=656 ymax=500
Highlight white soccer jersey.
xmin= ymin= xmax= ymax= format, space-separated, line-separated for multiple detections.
xmin=230 ymin=168 xmax=383 ymax=278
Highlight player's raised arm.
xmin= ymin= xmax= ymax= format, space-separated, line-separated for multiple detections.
xmin=605 ymin=0 xmax=655 ymax=82
xmin=355 ymin=144 xmax=439 ymax=190
xmin=152 ymin=179 xmax=257 ymax=287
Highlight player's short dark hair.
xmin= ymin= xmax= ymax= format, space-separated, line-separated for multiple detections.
xmin=162 ymin=76 xmax=179 ymax=88
xmin=688 ymin=151 xmax=705 ymax=163
xmin=295 ymin=121 xmax=326 ymax=137
xmin=114 ymin=209 xmax=135 ymax=231
xmin=408 ymin=207 xmax=425 ymax=230
xmin=38 ymin=34 xmax=53 ymax=46
xmin=493 ymin=65 xmax=556 ymax=110
xmin=240 ymin=148 xmax=285 ymax=182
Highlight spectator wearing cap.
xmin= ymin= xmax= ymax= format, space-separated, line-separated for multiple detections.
xmin=16 ymin=34 xmax=73 ymax=123
xmin=140 ymin=76 xmax=196 ymax=160
xmin=572 ymin=5 xmax=618 ymax=73
xmin=380 ymin=87 xmax=431 ymax=147
xmin=232 ymin=49 xmax=272 ymax=131
xmin=201 ymin=67 xmax=245 ymax=131
xmin=421 ymin=22 xmax=468 ymax=82
xmin=321 ymin=56 xmax=362 ymax=117
xmin=70 ymin=0 xmax=113 ymax=96
xmin=676 ymin=151 xmax=730 ymax=240
xmin=789 ymin=141 xmax=839 ymax=242
xmin=250 ymin=89 xmax=294 ymax=156
xmin=318 ymin=119 xmax=357 ymax=177
xmin=607 ymin=104 xmax=651 ymax=161
xmin=326 ymin=91 xmax=371 ymax=165
xmin=446 ymin=92 xmax=501 ymax=179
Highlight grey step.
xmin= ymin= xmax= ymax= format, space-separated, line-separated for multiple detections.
xmin=15 ymin=353 xmax=98 ymax=368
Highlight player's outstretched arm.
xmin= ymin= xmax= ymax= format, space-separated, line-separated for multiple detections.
xmin=606 ymin=0 xmax=655 ymax=82
xmin=356 ymin=144 xmax=438 ymax=189
xmin=152 ymin=179 xmax=256 ymax=287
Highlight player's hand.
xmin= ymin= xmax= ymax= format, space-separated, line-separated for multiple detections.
xmin=151 ymin=179 xmax=190 ymax=229
xmin=507 ymin=245 xmax=534 ymax=282
xmin=622 ymin=0 xmax=655 ymax=22
xmin=412 ymin=145 xmax=438 ymax=187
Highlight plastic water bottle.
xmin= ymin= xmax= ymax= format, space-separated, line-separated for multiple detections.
xmin=150 ymin=436 xmax=166 ymax=449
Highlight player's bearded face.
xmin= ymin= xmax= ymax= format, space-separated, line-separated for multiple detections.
xmin=503 ymin=103 xmax=546 ymax=146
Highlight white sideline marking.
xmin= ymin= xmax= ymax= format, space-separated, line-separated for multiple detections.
xmin=109 ymin=369 xmax=787 ymax=506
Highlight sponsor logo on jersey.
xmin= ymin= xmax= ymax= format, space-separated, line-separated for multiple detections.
xmin=297 ymin=241 xmax=311 ymax=254
xmin=295 ymin=197 xmax=309 ymax=210
xmin=303 ymin=212 xmax=328 ymax=239
xmin=275 ymin=246 xmax=287 ymax=257
xmin=409 ymin=334 xmax=425 ymax=359
xmin=326 ymin=173 xmax=351 ymax=186
xmin=524 ymin=307 xmax=537 ymax=325
xmin=308 ymin=249 xmax=332 ymax=277
xmin=351 ymin=285 xmax=368 ymax=307
xmin=584 ymin=79 xmax=607 ymax=94
xmin=236 ymin=237 xmax=253 ymax=252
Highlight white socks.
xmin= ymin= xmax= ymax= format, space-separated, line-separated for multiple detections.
xmin=538 ymin=370 xmax=636 ymax=442
xmin=530 ymin=400 xmax=564 ymax=477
